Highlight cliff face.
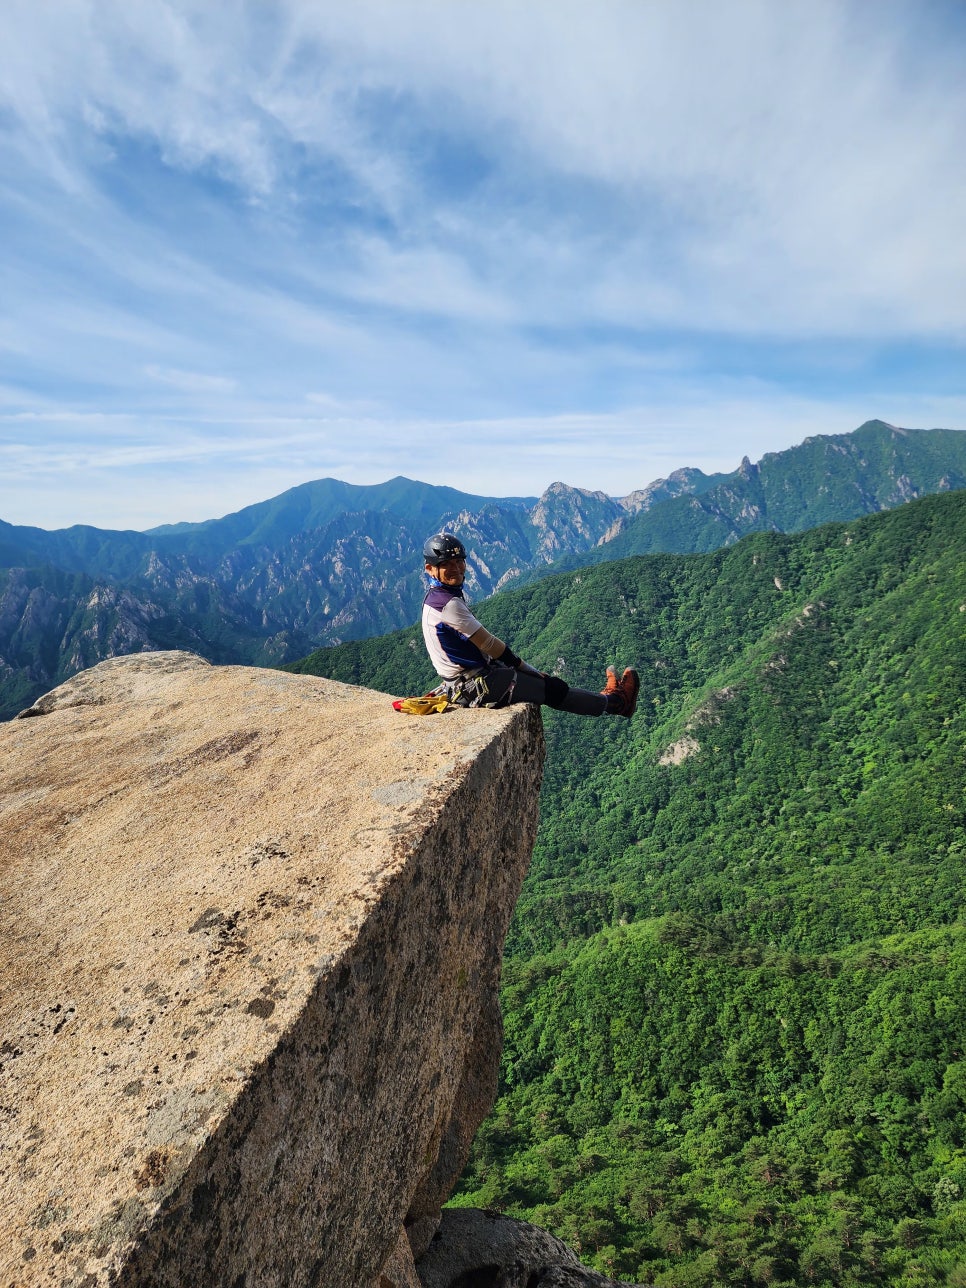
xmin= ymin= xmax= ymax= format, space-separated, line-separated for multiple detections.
xmin=0 ymin=652 xmax=544 ymax=1287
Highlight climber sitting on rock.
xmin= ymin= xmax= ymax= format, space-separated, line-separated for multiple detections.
xmin=421 ymin=532 xmax=639 ymax=718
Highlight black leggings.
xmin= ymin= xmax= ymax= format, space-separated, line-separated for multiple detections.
xmin=479 ymin=665 xmax=608 ymax=717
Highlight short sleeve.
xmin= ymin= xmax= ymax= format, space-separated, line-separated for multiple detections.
xmin=441 ymin=597 xmax=484 ymax=638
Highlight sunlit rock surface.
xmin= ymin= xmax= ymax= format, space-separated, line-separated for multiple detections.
xmin=0 ymin=652 xmax=543 ymax=1287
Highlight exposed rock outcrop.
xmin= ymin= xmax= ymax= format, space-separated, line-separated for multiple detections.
xmin=0 ymin=652 xmax=544 ymax=1287
xmin=658 ymin=686 xmax=737 ymax=766
xmin=416 ymin=1210 xmax=652 ymax=1287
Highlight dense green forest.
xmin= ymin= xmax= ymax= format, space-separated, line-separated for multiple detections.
xmin=287 ymin=490 xmax=966 ymax=1286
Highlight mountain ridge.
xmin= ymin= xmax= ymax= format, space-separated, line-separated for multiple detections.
xmin=2 ymin=420 xmax=965 ymax=720
xmin=530 ymin=421 xmax=966 ymax=573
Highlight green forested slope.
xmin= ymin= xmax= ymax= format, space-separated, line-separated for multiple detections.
xmin=467 ymin=924 xmax=966 ymax=1286
xmin=536 ymin=422 xmax=966 ymax=571
xmin=287 ymin=491 xmax=966 ymax=1286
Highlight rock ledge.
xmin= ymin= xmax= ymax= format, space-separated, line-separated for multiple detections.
xmin=0 ymin=652 xmax=544 ymax=1287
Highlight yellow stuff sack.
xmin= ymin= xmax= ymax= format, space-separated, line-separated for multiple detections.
xmin=392 ymin=694 xmax=451 ymax=715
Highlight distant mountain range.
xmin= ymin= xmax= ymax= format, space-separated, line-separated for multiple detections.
xmin=1 ymin=419 xmax=964 ymax=719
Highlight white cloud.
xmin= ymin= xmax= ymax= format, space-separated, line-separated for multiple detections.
xmin=143 ymin=365 xmax=236 ymax=394
xmin=0 ymin=0 xmax=964 ymax=529
xmin=4 ymin=0 xmax=965 ymax=338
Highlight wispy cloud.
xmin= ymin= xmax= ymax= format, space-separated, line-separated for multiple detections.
xmin=143 ymin=365 xmax=237 ymax=394
xmin=4 ymin=383 xmax=965 ymax=531
xmin=0 ymin=0 xmax=964 ymax=528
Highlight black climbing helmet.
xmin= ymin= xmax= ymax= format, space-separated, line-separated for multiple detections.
xmin=423 ymin=532 xmax=466 ymax=564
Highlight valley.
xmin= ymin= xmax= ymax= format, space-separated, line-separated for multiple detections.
xmin=293 ymin=489 xmax=966 ymax=1286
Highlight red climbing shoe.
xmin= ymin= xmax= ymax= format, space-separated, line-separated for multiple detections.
xmin=602 ymin=665 xmax=639 ymax=716
xmin=601 ymin=665 xmax=621 ymax=698
xmin=617 ymin=668 xmax=640 ymax=718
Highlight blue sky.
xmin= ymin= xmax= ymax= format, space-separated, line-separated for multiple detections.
xmin=2 ymin=0 xmax=965 ymax=531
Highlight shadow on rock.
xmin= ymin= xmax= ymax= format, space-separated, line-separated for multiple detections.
xmin=415 ymin=1209 xmax=653 ymax=1288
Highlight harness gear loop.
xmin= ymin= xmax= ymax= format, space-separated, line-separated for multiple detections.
xmin=442 ymin=667 xmax=515 ymax=709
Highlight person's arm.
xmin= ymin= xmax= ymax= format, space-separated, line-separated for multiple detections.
xmin=468 ymin=624 xmax=523 ymax=668
xmin=443 ymin=596 xmax=530 ymax=670
xmin=516 ymin=659 xmax=544 ymax=676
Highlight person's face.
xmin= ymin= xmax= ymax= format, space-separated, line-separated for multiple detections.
xmin=426 ymin=556 xmax=466 ymax=587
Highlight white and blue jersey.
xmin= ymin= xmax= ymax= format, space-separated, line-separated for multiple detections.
xmin=422 ymin=581 xmax=489 ymax=679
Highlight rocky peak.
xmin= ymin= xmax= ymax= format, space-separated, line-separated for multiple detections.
xmin=528 ymin=485 xmax=624 ymax=561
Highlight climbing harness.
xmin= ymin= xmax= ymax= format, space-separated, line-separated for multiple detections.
xmin=441 ymin=666 xmax=515 ymax=709
xmin=391 ymin=665 xmax=517 ymax=714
